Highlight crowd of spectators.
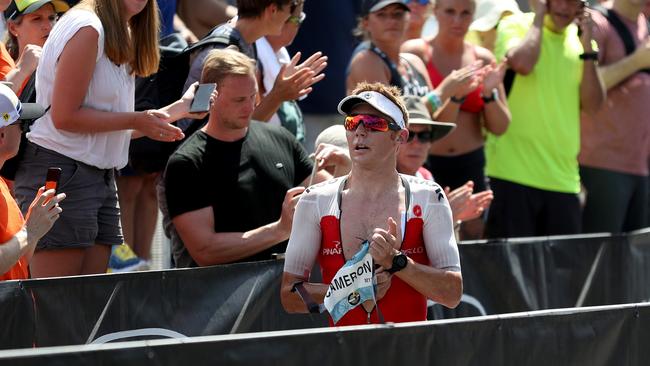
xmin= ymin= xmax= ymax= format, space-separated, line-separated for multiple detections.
xmin=0 ymin=0 xmax=647 ymax=327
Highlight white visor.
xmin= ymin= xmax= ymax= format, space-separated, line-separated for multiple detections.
xmin=337 ymin=91 xmax=406 ymax=129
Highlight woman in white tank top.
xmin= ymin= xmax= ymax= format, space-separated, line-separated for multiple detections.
xmin=14 ymin=0 xmax=210 ymax=278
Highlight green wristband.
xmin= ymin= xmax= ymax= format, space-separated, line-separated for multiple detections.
xmin=426 ymin=91 xmax=442 ymax=111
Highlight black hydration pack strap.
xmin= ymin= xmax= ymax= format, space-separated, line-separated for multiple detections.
xmin=592 ymin=5 xmax=650 ymax=74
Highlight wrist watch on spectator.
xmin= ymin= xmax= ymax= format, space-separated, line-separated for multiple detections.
xmin=579 ymin=52 xmax=599 ymax=61
xmin=386 ymin=252 xmax=408 ymax=274
xmin=481 ymin=88 xmax=499 ymax=103
xmin=450 ymin=95 xmax=466 ymax=104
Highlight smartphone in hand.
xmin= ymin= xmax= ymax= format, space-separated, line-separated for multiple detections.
xmin=190 ymin=83 xmax=217 ymax=113
xmin=45 ymin=167 xmax=61 ymax=193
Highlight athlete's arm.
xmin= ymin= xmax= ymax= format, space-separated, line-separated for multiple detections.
xmin=393 ymin=260 xmax=462 ymax=308
xmin=281 ymin=191 xmax=328 ymax=313
xmin=371 ymin=190 xmax=462 ymax=308
xmin=403 ymin=194 xmax=462 ymax=308
xmin=172 ymin=187 xmax=304 ymax=266
xmin=281 ymin=272 xmax=329 ymax=313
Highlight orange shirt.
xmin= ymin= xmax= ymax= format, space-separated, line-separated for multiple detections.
xmin=0 ymin=43 xmax=16 ymax=80
xmin=0 ymin=178 xmax=27 ymax=280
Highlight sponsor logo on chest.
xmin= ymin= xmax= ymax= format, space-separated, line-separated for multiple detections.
xmin=322 ymin=241 xmax=343 ymax=256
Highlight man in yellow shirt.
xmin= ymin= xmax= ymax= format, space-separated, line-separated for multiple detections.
xmin=485 ymin=0 xmax=604 ymax=238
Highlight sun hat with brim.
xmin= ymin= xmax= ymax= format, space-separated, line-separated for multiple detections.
xmin=338 ymin=90 xmax=407 ymax=130
xmin=402 ymin=96 xmax=455 ymax=143
xmin=5 ymin=0 xmax=70 ymax=21
xmin=315 ymin=125 xmax=348 ymax=150
xmin=0 ymin=83 xmax=46 ymax=127
xmin=469 ymin=0 xmax=521 ymax=32
xmin=361 ymin=0 xmax=410 ymax=16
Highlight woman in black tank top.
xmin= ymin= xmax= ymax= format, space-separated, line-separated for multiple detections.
xmin=346 ymin=1 xmax=462 ymax=104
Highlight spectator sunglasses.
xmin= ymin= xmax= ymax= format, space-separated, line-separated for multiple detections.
xmin=405 ymin=0 xmax=431 ymax=5
xmin=407 ymin=130 xmax=434 ymax=143
xmin=344 ymin=114 xmax=401 ymax=132
xmin=287 ymin=12 xmax=306 ymax=25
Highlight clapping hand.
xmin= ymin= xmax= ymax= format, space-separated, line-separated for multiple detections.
xmin=445 ymin=181 xmax=494 ymax=222
xmin=272 ymin=51 xmax=327 ymax=101
xmin=481 ymin=60 xmax=507 ymax=94
xmin=437 ymin=60 xmax=484 ymax=100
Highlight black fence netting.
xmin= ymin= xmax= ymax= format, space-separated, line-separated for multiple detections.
xmin=2 ymin=230 xmax=650 ymax=350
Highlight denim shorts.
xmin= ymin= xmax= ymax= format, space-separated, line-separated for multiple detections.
xmin=14 ymin=142 xmax=123 ymax=249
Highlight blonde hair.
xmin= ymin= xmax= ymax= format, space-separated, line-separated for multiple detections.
xmin=350 ymin=82 xmax=409 ymax=126
xmin=77 ymin=0 xmax=160 ymax=77
xmin=200 ymin=49 xmax=256 ymax=85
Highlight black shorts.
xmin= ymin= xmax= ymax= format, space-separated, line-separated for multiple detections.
xmin=580 ymin=165 xmax=648 ymax=233
xmin=425 ymin=147 xmax=487 ymax=192
xmin=14 ymin=142 xmax=123 ymax=249
xmin=485 ymin=177 xmax=581 ymax=239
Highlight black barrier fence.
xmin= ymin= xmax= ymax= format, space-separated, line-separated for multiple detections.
xmin=2 ymin=229 xmax=650 ymax=350
xmin=2 ymin=303 xmax=650 ymax=366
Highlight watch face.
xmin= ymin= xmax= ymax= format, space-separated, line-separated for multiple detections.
xmin=394 ymin=254 xmax=407 ymax=270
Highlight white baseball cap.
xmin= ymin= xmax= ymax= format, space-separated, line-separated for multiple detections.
xmin=337 ymin=90 xmax=407 ymax=129
xmin=0 ymin=83 xmax=45 ymax=127
xmin=315 ymin=125 xmax=348 ymax=150
xmin=470 ymin=0 xmax=521 ymax=32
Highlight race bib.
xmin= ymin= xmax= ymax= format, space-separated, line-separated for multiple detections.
xmin=324 ymin=241 xmax=375 ymax=324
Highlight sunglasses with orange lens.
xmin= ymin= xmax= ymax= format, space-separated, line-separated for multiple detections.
xmin=344 ymin=114 xmax=400 ymax=132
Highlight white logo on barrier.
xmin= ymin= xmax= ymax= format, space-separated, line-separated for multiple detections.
xmin=324 ymin=241 xmax=375 ymax=323
xmin=90 ymin=328 xmax=188 ymax=344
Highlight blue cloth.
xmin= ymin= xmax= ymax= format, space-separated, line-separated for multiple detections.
xmin=157 ymin=0 xmax=177 ymax=37
xmin=323 ymin=241 xmax=376 ymax=324
xmin=288 ymin=0 xmax=361 ymax=114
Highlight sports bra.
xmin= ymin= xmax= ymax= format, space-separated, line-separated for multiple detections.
xmin=426 ymin=45 xmax=485 ymax=114
xmin=350 ymin=41 xmax=430 ymax=97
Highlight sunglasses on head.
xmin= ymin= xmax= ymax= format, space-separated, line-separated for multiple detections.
xmin=344 ymin=114 xmax=400 ymax=132
xmin=407 ymin=130 xmax=434 ymax=143
xmin=287 ymin=11 xmax=306 ymax=25
xmin=405 ymin=0 xmax=430 ymax=5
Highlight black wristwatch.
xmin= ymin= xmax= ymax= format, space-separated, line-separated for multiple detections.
xmin=387 ymin=252 xmax=408 ymax=274
xmin=579 ymin=52 xmax=599 ymax=61
xmin=450 ymin=95 xmax=466 ymax=104
xmin=481 ymin=88 xmax=499 ymax=103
